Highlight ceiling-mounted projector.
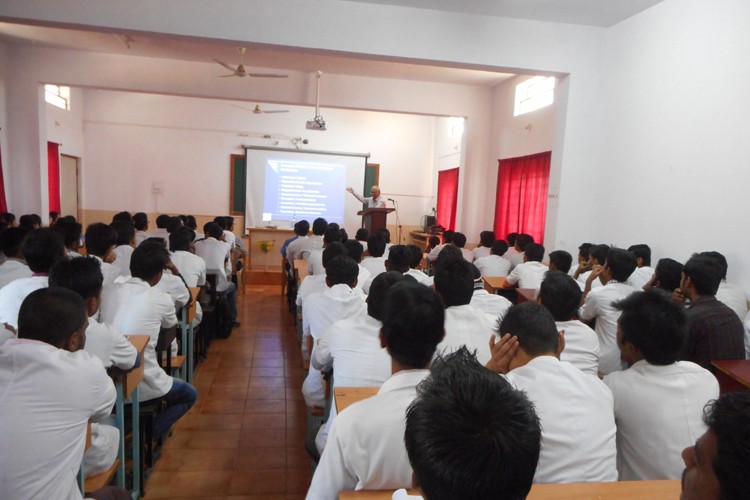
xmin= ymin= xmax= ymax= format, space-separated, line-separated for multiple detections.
xmin=306 ymin=116 xmax=327 ymax=131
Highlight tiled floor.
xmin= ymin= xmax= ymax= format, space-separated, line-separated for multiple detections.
xmin=144 ymin=285 xmax=311 ymax=499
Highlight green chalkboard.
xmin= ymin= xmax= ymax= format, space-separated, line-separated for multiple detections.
xmin=230 ymin=154 xmax=246 ymax=215
xmin=363 ymin=164 xmax=380 ymax=209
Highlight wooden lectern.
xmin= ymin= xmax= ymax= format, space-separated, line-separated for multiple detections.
xmin=358 ymin=208 xmax=395 ymax=234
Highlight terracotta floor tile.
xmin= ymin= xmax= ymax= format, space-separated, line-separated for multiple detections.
xmin=208 ymin=385 xmax=249 ymax=400
xmin=234 ymin=447 xmax=287 ymax=469
xmin=154 ymin=448 xmax=237 ymax=471
xmin=252 ymin=358 xmax=285 ymax=368
xmin=286 ymin=468 xmax=313 ymax=494
xmin=162 ymin=429 xmax=241 ymax=449
xmin=252 ymin=350 xmax=285 ymax=359
xmin=177 ymin=413 xmax=244 ymax=430
xmin=246 ymin=386 xmax=287 ymax=400
xmin=202 ymin=399 xmax=248 ymax=414
xmin=286 ymin=446 xmax=312 ymax=469
xmin=211 ymin=376 xmax=251 ymax=388
xmin=241 ymin=413 xmax=287 ymax=429
xmin=239 ymin=428 xmax=287 ymax=448
xmin=227 ymin=469 xmax=287 ymax=495
xmin=251 ymin=366 xmax=286 ymax=378
xmin=249 ymin=377 xmax=286 ymax=388
xmin=144 ymin=470 xmax=233 ymax=498
xmin=244 ymin=400 xmax=286 ymax=414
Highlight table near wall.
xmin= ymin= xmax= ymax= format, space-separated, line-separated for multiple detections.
xmin=246 ymin=227 xmax=295 ymax=286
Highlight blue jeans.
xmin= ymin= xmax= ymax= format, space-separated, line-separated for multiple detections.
xmin=219 ymin=282 xmax=237 ymax=322
xmin=152 ymin=378 xmax=198 ymax=437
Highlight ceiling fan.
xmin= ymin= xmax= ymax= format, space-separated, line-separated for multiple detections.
xmin=214 ymin=47 xmax=288 ymax=79
xmin=231 ymin=103 xmax=289 ymax=114
xmin=306 ymin=71 xmax=327 ymax=131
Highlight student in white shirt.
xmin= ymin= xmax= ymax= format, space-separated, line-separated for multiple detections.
xmin=0 ymin=228 xmax=65 ymax=329
xmin=308 ymin=225 xmax=341 ymax=276
xmin=425 ymin=230 xmax=453 ymax=263
xmin=346 ymin=184 xmax=386 ymax=208
xmin=0 ymin=227 xmax=32 ymax=288
xmin=644 ymin=257 xmax=684 ymax=292
xmin=404 ymin=348 xmax=541 ymax=500
xmin=85 ymin=222 xmax=121 ymax=288
xmin=469 ymin=263 xmax=512 ymax=322
xmin=538 ymin=270 xmax=599 ymax=376
xmin=570 ymin=242 xmax=594 ymax=278
xmin=301 ymin=256 xmax=366 ymax=408
xmin=488 ymin=302 xmax=618 ymax=484
xmin=354 ymin=228 xmax=369 ymax=253
xmin=603 ymin=289 xmax=719 ymax=480
xmin=297 ymin=243 xmax=348 ymax=310
xmin=626 ymin=244 xmax=655 ymax=290
xmin=49 ymin=257 xmax=138 ymax=477
xmin=169 ymin=227 xmax=206 ymax=326
xmin=0 ymin=287 xmax=119 ymax=500
xmin=194 ymin=222 xmax=238 ymax=327
xmin=52 ymin=219 xmax=84 ymax=259
xmin=576 ymin=243 xmax=608 ymax=290
xmin=548 ymin=249 xmax=573 ymax=275
xmin=287 ymin=217 xmax=326 ymax=261
xmin=503 ymin=243 xmax=548 ymax=290
xmin=148 ymin=214 xmax=171 ymax=242
xmin=471 ymin=230 xmax=495 ymax=261
xmin=308 ymin=281 xmax=445 ymax=499
xmin=133 ymin=212 xmax=151 ymax=246
xmin=504 ymin=232 xmax=519 ymax=261
xmin=579 ymin=248 xmax=639 ymax=375
xmin=185 ymin=215 xmax=204 ymax=241
xmin=405 ymin=244 xmax=430 ymax=285
xmin=111 ymin=220 xmax=136 ymax=278
xmin=343 ymin=239 xmax=371 ymax=291
xmin=360 ymin=233 xmax=387 ymax=281
xmin=452 ymin=232 xmax=474 ymax=262
xmin=474 ymin=240 xmax=511 ymax=277
xmin=99 ymin=241 xmax=197 ymax=438
xmin=509 ymin=233 xmax=534 ymax=271
xmin=703 ymin=251 xmax=749 ymax=322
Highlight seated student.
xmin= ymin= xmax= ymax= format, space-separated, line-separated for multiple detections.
xmin=434 ymin=257 xmax=495 ymax=365
xmin=487 ymin=302 xmax=618 ymax=483
xmin=287 ymin=217 xmax=326 ymax=261
xmin=149 ymin=214 xmax=171 ymax=241
xmin=194 ymin=222 xmax=238 ymax=327
xmin=644 ymin=257 xmax=683 ymax=291
xmin=360 ymin=234 xmax=387 ymax=277
xmin=308 ymin=225 xmax=341 ymax=275
xmin=469 ymin=263 xmax=512 ymax=322
xmin=0 ymin=211 xmax=16 ymax=228
xmin=402 ymin=348 xmax=541 ymax=500
xmin=99 ymin=242 xmax=197 ymax=439
xmin=354 ymin=227 xmax=369 ymax=252
xmin=185 ymin=215 xmax=203 ymax=241
xmin=576 ymin=243 xmax=609 ymax=289
xmin=296 ymin=242 xmax=348 ymax=310
xmin=0 ymin=287 xmax=117 ymax=499
xmin=281 ymin=220 xmax=306 ymax=258
xmin=111 ymin=211 xmax=132 ymax=224
xmin=571 ymin=242 xmax=594 ymax=278
xmin=343 ymin=239 xmax=371 ymax=291
xmin=0 ymin=227 xmax=32 ymax=288
xmin=451 ymin=232 xmax=473 ymax=262
xmin=701 ymin=251 xmax=749 ymax=322
xmin=548 ymin=249 xmax=573 ymax=274
xmin=301 ymin=256 xmax=366 ymax=408
xmin=49 ymin=210 xmax=60 ymax=226
xmin=165 ymin=215 xmax=183 ymax=235
xmin=110 ymin=219 xmax=136 ymax=278
xmin=169 ymin=227 xmax=206 ymax=326
xmin=49 ymin=257 xmax=139 ymax=478
xmin=539 ymin=270 xmax=599 ymax=376
xmin=363 ymin=244 xmax=408 ymax=293
xmin=375 ymin=227 xmax=392 ymax=251
xmin=308 ymin=281 xmax=445 ymax=498
xmin=425 ymin=230 xmax=453 ymax=262
xmin=474 ymin=239 xmax=511 ymax=277
xmin=503 ymin=243 xmax=548 ymax=290
xmin=504 ymin=232 xmax=519 ymax=260
xmin=85 ymin=222 xmax=121 ymax=288
xmin=0 ymin=228 xmax=65 ymax=329
xmin=603 ymin=289 xmax=719 ymax=480
xmin=312 ymin=271 xmax=403 ymax=454
xmin=681 ymin=392 xmax=750 ymax=500
xmin=509 ymin=233 xmax=533 ymax=270
xmin=140 ymin=238 xmax=190 ymax=315
xmin=19 ymin=213 xmax=42 ymax=230
xmin=425 ymin=235 xmax=440 ymax=255
xmin=405 ymin=244 xmax=430 ymax=285
xmin=472 ymin=230 xmax=495 ymax=260
xmin=133 ymin=212 xmax=150 ymax=245
xmin=579 ymin=248 xmax=638 ymax=375
xmin=212 ymin=216 xmax=235 ymax=254
xmin=53 ymin=219 xmax=84 ymax=258
xmin=626 ymin=244 xmax=655 ymax=290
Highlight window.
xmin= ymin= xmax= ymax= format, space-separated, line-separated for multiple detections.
xmin=514 ymin=76 xmax=555 ymax=116
xmin=45 ymin=84 xmax=70 ymax=110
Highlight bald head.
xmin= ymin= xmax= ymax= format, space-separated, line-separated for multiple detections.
xmin=371 ymin=185 xmax=381 ymax=198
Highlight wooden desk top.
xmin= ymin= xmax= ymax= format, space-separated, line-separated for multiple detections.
xmin=187 ymin=287 xmax=201 ymax=324
xmin=712 ymin=359 xmax=750 ymax=389
xmin=334 ymin=386 xmax=379 ymax=413
xmin=339 ymin=480 xmax=681 ymax=499
xmin=247 ymin=227 xmax=295 ymax=234
xmin=123 ymin=335 xmax=149 ymax=398
xmin=294 ymin=259 xmax=309 ymax=282
xmin=517 ymin=288 xmax=536 ymax=303
xmin=482 ymin=276 xmax=507 ymax=292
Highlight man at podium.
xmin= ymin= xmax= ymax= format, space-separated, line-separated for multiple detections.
xmin=346 ymin=185 xmax=386 ymax=208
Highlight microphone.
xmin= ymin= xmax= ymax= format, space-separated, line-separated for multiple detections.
xmin=388 ymin=198 xmax=396 ymax=203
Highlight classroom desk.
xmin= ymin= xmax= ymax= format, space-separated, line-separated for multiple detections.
xmin=711 ymin=359 xmax=750 ymax=393
xmin=120 ymin=334 xmax=149 ymax=498
xmin=294 ymin=258 xmax=310 ymax=284
xmin=482 ymin=276 xmax=507 ymax=294
xmin=517 ymin=288 xmax=536 ymax=303
xmin=339 ymin=479 xmax=682 ymax=499
xmin=185 ymin=287 xmax=201 ymax=384
xmin=334 ymin=386 xmax=379 ymax=413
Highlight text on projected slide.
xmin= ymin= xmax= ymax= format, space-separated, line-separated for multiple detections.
xmin=263 ymin=159 xmax=346 ymax=223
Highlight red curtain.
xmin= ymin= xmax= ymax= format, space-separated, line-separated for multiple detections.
xmin=493 ymin=151 xmax=551 ymax=244
xmin=437 ymin=167 xmax=459 ymax=231
xmin=47 ymin=142 xmax=61 ymax=213
xmin=0 ymin=138 xmax=7 ymax=213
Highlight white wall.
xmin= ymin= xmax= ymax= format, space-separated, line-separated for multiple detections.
xmin=46 ymin=87 xmax=85 ymax=159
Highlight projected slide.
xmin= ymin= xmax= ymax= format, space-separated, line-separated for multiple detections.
xmin=262 ymin=158 xmax=346 ymax=224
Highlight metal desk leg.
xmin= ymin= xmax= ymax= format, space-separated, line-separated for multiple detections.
xmin=131 ymin=388 xmax=141 ymax=499
xmin=187 ymin=322 xmax=195 ymax=384
xmin=115 ymin=383 xmax=126 ymax=488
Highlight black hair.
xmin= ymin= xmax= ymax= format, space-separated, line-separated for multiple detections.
xmin=428 ymin=236 xmax=440 ymax=248
xmin=112 ymin=211 xmax=132 ymax=223
xmin=52 ymin=220 xmax=83 ymax=250
xmin=133 ymin=212 xmax=148 ymax=231
xmin=0 ymin=227 xmax=30 ymax=258
xmin=683 ymin=254 xmax=723 ymax=296
xmin=606 ymin=248 xmax=637 ymax=282
xmin=49 ymin=256 xmax=104 ymax=301
xmin=433 ymin=245 xmax=463 ymax=274
xmin=628 ymin=244 xmax=652 ymax=267
xmin=212 ymin=216 xmax=227 ymax=230
xmin=507 ymin=232 xmax=518 ymax=246
xmin=85 ymin=223 xmax=117 ymax=258
xmin=479 ymin=231 xmax=495 ymax=248
xmin=49 ymin=211 xmax=60 ymax=221
xmin=589 ymin=244 xmax=610 ymax=266
xmin=294 ymin=220 xmax=310 ymax=236
xmin=654 ymin=258 xmax=684 ymax=291
xmin=130 ymin=240 xmax=170 ymax=281
xmin=387 ymin=245 xmax=411 ymax=273
xmin=339 ymin=228 xmax=348 ymax=243
xmin=169 ymin=226 xmax=195 ymax=252
xmin=58 ymin=215 xmax=76 ymax=224
xmin=203 ymin=222 xmax=224 ymax=240
xmin=491 ymin=240 xmax=509 ymax=257
xmin=19 ymin=214 xmax=40 ymax=229
xmin=23 ymin=228 xmax=65 ymax=273
xmin=111 ymin=220 xmax=135 ymax=246
xmin=614 ymin=288 xmax=686 ymax=365
xmin=441 ymin=230 xmax=454 ymax=244
xmin=539 ymin=270 xmax=582 ymax=321
xmin=381 ymin=281 xmax=444 ymax=368
xmin=376 ymin=228 xmax=391 ymax=244
xmin=225 ymin=216 xmax=235 ymax=229
xmin=367 ymin=234 xmax=386 ymax=258
xmin=516 ymin=234 xmax=534 ymax=251
xmin=155 ymin=214 xmax=171 ymax=229
xmin=578 ymin=243 xmax=594 ymax=260
xmin=407 ymin=244 xmax=423 ymax=269
xmin=524 ymin=243 xmax=544 ymax=262
xmin=548 ymin=250 xmax=572 ymax=273
xmin=18 ymin=287 xmax=87 ymax=348
xmin=405 ymin=348 xmax=541 ymax=500
xmin=322 ymin=241 xmax=348 ymax=268
xmin=497 ymin=302 xmax=558 ymax=356
xmin=325 ymin=255 xmax=359 ymax=286
xmin=367 ymin=271 xmax=405 ymax=320
xmin=343 ymin=240 xmax=364 ymax=263
xmin=165 ymin=216 xmax=184 ymax=233
xmin=434 ymin=258 xmax=474 ymax=307
xmin=452 ymin=232 xmax=467 ymax=248
xmin=323 ymin=225 xmax=341 ymax=245
xmin=312 ymin=217 xmax=328 ymax=236
xmin=355 ymin=228 xmax=369 ymax=242
xmin=1 ymin=212 xmax=16 ymax=225
xmin=703 ymin=392 xmax=750 ymax=500
xmin=185 ymin=215 xmax=198 ymax=231
xmin=699 ymin=251 xmax=729 ymax=281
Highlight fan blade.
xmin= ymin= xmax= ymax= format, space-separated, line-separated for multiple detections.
xmin=247 ymin=73 xmax=289 ymax=78
xmin=213 ymin=59 xmax=237 ymax=72
xmin=219 ymin=74 xmax=237 ymax=78
xmin=263 ymin=110 xmax=289 ymax=113
xmin=230 ymin=104 xmax=257 ymax=112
